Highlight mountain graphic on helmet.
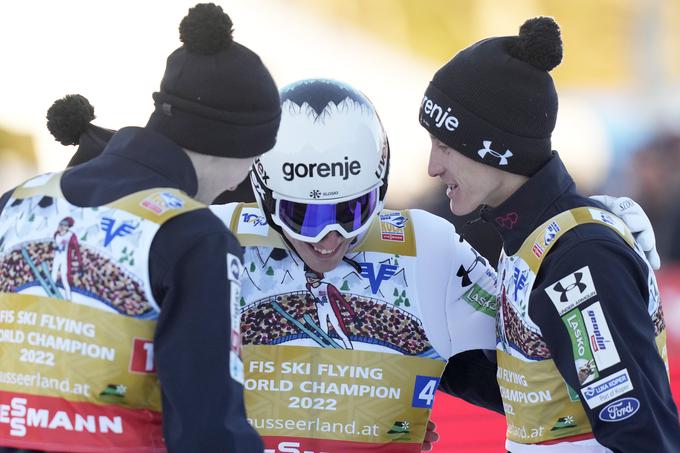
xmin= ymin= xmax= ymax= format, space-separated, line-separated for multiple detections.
xmin=281 ymin=79 xmax=371 ymax=120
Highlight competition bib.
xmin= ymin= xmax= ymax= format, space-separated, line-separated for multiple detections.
xmin=231 ymin=203 xmax=448 ymax=452
xmin=496 ymin=207 xmax=667 ymax=446
xmin=245 ymin=345 xmax=445 ymax=452
xmin=0 ymin=172 xmax=202 ymax=451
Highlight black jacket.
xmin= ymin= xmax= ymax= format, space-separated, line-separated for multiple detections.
xmin=0 ymin=127 xmax=262 ymax=453
xmin=481 ymin=153 xmax=680 ymax=452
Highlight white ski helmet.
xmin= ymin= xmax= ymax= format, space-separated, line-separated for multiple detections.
xmin=251 ymin=79 xmax=390 ymax=242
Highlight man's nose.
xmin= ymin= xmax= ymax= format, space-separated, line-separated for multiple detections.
xmin=317 ymin=231 xmax=344 ymax=248
xmin=427 ymin=148 xmax=443 ymax=178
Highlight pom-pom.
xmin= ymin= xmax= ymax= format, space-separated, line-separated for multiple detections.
xmin=46 ymin=94 xmax=95 ymax=146
xmin=510 ymin=17 xmax=563 ymax=71
xmin=179 ymin=3 xmax=233 ymax=54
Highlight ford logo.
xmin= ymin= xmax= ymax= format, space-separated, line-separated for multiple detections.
xmin=599 ymin=397 xmax=640 ymax=422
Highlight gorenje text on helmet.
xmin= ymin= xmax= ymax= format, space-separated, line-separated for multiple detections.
xmin=282 ymin=156 xmax=362 ymax=182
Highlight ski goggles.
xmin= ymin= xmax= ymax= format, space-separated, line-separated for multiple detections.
xmin=274 ymin=188 xmax=381 ymax=242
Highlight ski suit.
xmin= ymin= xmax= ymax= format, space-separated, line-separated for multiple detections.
xmin=482 ymin=153 xmax=680 ymax=452
xmin=211 ymin=202 xmax=500 ymax=452
xmin=0 ymin=127 xmax=260 ymax=452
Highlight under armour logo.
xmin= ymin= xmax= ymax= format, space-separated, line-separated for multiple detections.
xmin=551 ymin=272 xmax=587 ymax=302
xmin=496 ymin=212 xmax=518 ymax=229
xmin=478 ymin=140 xmax=513 ymax=166
xmin=101 ymin=217 xmax=137 ymax=247
xmin=457 ymin=249 xmax=488 ymax=287
xmin=359 ymin=262 xmax=398 ymax=294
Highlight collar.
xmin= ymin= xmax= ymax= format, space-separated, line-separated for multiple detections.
xmin=102 ymin=127 xmax=198 ymax=196
xmin=480 ymin=152 xmax=575 ymax=255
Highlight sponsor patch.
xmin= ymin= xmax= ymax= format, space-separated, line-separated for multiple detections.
xmin=510 ymin=267 xmax=529 ymax=304
xmin=237 ymin=207 xmax=269 ymax=236
xmin=462 ymin=284 xmax=497 ymax=317
xmin=546 ymin=266 xmax=597 ymax=316
xmin=581 ymin=302 xmax=620 ymax=371
xmin=226 ymin=253 xmax=243 ymax=283
xmin=562 ymin=309 xmax=598 ymax=385
xmin=542 ymin=221 xmax=561 ymax=247
xmin=227 ymin=253 xmax=244 ymax=384
xmin=140 ymin=191 xmax=184 ymax=215
xmin=598 ymin=397 xmax=640 ymax=422
xmin=0 ymin=396 xmax=125 ymax=438
xmin=379 ymin=212 xmax=407 ymax=242
xmin=550 ymin=415 xmax=577 ymax=431
xmin=589 ymin=208 xmax=627 ymax=237
xmin=581 ymin=368 xmax=634 ymax=409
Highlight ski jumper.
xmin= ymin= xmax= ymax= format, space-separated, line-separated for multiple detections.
xmin=51 ymin=229 xmax=82 ymax=300
xmin=306 ymin=281 xmax=355 ymax=349
xmin=0 ymin=127 xmax=261 ymax=453
xmin=212 ymin=202 xmax=499 ymax=453
xmin=484 ymin=154 xmax=680 ymax=452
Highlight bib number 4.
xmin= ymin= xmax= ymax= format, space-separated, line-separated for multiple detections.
xmin=412 ymin=376 xmax=441 ymax=408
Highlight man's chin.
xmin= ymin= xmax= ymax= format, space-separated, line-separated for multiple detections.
xmin=450 ymin=199 xmax=478 ymax=217
xmin=302 ymin=255 xmax=345 ymax=273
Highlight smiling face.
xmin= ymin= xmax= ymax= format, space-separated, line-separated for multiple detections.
xmin=427 ymin=136 xmax=524 ymax=216
xmin=284 ymin=230 xmax=354 ymax=273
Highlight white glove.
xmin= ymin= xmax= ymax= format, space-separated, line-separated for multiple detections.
xmin=590 ymin=195 xmax=661 ymax=270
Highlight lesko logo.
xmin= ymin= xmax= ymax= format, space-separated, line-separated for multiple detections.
xmin=478 ymin=141 xmax=513 ymax=166
xmin=282 ymin=156 xmax=361 ymax=181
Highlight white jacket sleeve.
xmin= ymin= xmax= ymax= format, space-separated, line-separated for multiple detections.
xmin=411 ymin=209 xmax=498 ymax=358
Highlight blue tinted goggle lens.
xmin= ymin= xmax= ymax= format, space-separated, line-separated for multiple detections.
xmin=278 ymin=189 xmax=378 ymax=239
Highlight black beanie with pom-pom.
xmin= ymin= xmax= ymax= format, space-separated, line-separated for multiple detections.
xmin=147 ymin=3 xmax=281 ymax=158
xmin=46 ymin=94 xmax=115 ymax=167
xmin=419 ymin=16 xmax=563 ymax=176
